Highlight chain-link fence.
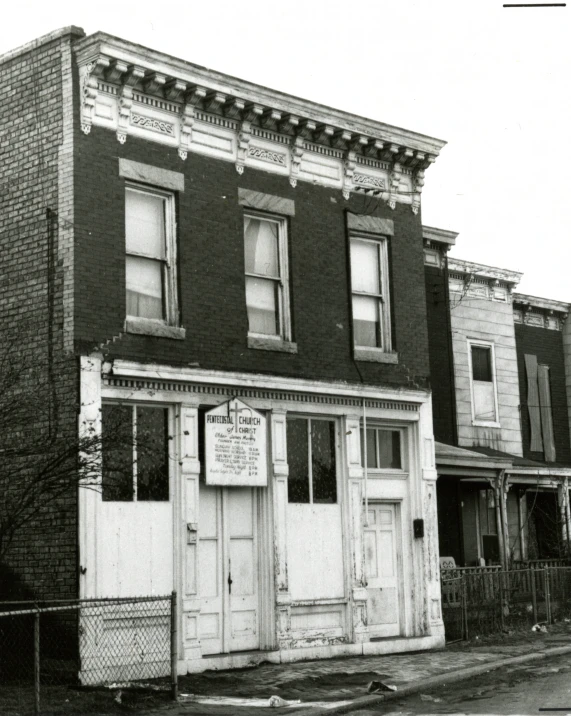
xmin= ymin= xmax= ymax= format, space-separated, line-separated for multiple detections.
xmin=0 ymin=593 xmax=177 ymax=715
xmin=441 ymin=567 xmax=571 ymax=641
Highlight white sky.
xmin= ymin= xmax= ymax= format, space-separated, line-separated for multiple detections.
xmin=3 ymin=1 xmax=570 ymax=300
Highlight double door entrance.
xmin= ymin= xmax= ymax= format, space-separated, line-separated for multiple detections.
xmin=198 ymin=484 xmax=262 ymax=655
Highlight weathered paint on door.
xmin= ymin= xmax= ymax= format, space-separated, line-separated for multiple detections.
xmin=198 ymin=484 xmax=260 ymax=655
xmin=364 ymin=503 xmax=401 ymax=638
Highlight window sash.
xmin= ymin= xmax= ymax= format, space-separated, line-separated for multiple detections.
xmin=125 ymin=185 xmax=177 ymax=324
xmin=350 ymin=235 xmax=391 ymax=350
xmin=469 ymin=342 xmax=498 ymax=424
xmin=286 ymin=417 xmax=337 ymax=504
xmin=244 ymin=211 xmax=290 ymax=340
xmin=102 ymin=404 xmax=170 ymax=502
xmin=360 ymin=427 xmax=402 ymax=470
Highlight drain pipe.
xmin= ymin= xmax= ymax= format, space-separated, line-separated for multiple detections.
xmin=363 ymin=397 xmax=369 ymax=526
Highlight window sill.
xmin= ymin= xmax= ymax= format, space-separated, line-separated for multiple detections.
xmin=248 ymin=335 xmax=297 ymax=354
xmin=354 ymin=347 xmax=398 ymax=364
xmin=125 ymin=317 xmax=186 ymax=340
xmin=472 ymin=420 xmax=501 ymax=428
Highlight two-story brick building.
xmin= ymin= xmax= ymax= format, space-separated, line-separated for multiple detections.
xmin=0 ymin=27 xmax=447 ymax=674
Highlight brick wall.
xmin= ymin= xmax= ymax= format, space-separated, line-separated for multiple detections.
xmin=0 ymin=29 xmax=83 ymax=600
xmin=74 ymin=128 xmax=431 ymax=389
xmin=425 ymin=260 xmax=456 ymax=444
xmin=515 ymin=323 xmax=571 ymax=464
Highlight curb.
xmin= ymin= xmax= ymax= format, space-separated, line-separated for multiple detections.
xmin=295 ymin=644 xmax=571 ymax=716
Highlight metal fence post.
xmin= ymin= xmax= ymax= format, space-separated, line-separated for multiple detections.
xmin=531 ymin=565 xmax=538 ymax=623
xmin=170 ymin=591 xmax=178 ymax=701
xmin=545 ymin=568 xmax=552 ymax=624
xmin=34 ymin=610 xmax=40 ymax=716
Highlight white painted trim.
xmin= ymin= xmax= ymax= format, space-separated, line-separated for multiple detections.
xmin=107 ymin=360 xmax=431 ymax=404
xmin=467 ymin=339 xmax=501 ymax=428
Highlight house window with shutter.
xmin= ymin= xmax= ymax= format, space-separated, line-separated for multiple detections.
xmin=525 ymin=355 xmax=556 ymax=461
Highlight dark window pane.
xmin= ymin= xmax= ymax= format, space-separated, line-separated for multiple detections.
xmin=287 ymin=418 xmax=310 ymax=503
xmin=102 ymin=404 xmax=134 ymax=501
xmin=136 ymin=407 xmax=169 ymax=501
xmin=360 ymin=428 xmax=377 ymax=468
xmin=472 ymin=346 xmax=492 ymax=382
xmin=312 ymin=420 xmax=337 ymax=504
xmin=377 ymin=430 xmax=401 ymax=469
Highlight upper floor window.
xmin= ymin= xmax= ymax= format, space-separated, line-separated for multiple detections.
xmin=469 ymin=341 xmax=499 ymax=425
xmin=350 ymin=236 xmax=391 ymax=351
xmin=286 ymin=417 xmax=337 ymax=504
xmin=244 ymin=212 xmax=290 ymax=340
xmin=125 ymin=185 xmax=178 ymax=324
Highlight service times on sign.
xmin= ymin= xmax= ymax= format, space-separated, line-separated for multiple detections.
xmin=205 ymin=398 xmax=267 ymax=486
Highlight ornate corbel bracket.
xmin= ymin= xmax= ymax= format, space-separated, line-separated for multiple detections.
xmin=178 ymin=103 xmax=195 ymax=161
xmin=116 ymin=65 xmax=145 ymax=144
xmin=343 ymin=150 xmax=357 ymax=200
xmin=236 ymin=120 xmax=253 ymax=174
xmin=80 ymin=57 xmax=110 ymax=135
xmin=412 ymin=167 xmax=425 ymax=215
xmin=388 ymin=160 xmax=402 ymax=210
xmin=290 ymin=135 xmax=304 ymax=188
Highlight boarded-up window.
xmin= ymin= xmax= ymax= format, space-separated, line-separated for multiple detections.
xmin=525 ymin=355 xmax=556 ymax=461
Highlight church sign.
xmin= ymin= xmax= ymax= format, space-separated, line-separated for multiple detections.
xmin=205 ymin=398 xmax=267 ymax=486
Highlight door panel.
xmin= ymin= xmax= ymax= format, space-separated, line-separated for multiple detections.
xmin=198 ymin=484 xmax=260 ymax=654
xmin=365 ymin=503 xmax=401 ymax=638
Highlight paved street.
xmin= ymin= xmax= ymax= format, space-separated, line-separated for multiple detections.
xmin=357 ymin=652 xmax=571 ymax=715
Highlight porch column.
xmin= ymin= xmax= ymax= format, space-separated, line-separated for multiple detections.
xmin=419 ymin=398 xmax=444 ymax=640
xmin=344 ymin=414 xmax=368 ymax=643
xmin=179 ymin=401 xmax=201 ymax=663
xmin=557 ymin=477 xmax=571 ymax=557
xmin=78 ymin=354 xmax=103 ymax=599
xmin=270 ymin=409 xmax=291 ymax=648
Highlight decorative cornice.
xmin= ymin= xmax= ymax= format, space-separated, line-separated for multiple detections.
xmin=73 ymin=32 xmax=445 ymax=210
xmin=422 ymin=225 xmax=458 ymax=247
xmin=448 ymin=258 xmax=522 ymax=287
xmin=513 ymin=292 xmax=570 ymax=315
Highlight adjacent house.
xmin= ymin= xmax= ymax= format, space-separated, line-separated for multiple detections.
xmin=425 ymin=238 xmax=571 ymax=568
xmin=0 ymin=27 xmax=447 ymax=674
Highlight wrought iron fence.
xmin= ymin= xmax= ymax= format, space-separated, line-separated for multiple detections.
xmin=0 ymin=593 xmax=177 ymax=715
xmin=441 ymin=566 xmax=571 ymax=641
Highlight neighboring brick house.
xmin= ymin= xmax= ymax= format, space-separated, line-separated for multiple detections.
xmin=424 ymin=239 xmax=571 ymax=568
xmin=0 ymin=27 xmax=447 ymax=674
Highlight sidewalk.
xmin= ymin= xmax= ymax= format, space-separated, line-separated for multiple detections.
xmin=148 ymin=625 xmax=571 ymax=716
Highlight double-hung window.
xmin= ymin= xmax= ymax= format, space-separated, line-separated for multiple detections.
xmin=286 ymin=417 xmax=337 ymax=504
xmin=125 ymin=185 xmax=177 ymax=325
xmin=469 ymin=341 xmax=499 ymax=425
xmin=101 ymin=404 xmax=170 ymax=502
xmin=350 ymin=235 xmax=392 ymax=353
xmin=244 ymin=212 xmax=290 ymax=341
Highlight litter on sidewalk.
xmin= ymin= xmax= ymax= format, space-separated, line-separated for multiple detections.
xmin=179 ymin=693 xmax=353 ymax=709
xmin=366 ymin=680 xmax=397 ymax=693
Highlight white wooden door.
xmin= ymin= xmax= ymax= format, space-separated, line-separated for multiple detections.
xmin=364 ymin=503 xmax=401 ymax=638
xmin=198 ymin=484 xmax=260 ymax=655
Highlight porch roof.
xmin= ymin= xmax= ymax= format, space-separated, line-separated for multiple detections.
xmin=435 ymin=442 xmax=512 ymax=473
xmin=467 ymin=446 xmax=571 ymax=476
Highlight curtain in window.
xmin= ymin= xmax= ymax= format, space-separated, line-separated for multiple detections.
xmin=244 ymin=218 xmax=280 ymax=335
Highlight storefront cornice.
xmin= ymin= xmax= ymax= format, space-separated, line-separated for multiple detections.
xmin=105 ymin=360 xmax=430 ymax=406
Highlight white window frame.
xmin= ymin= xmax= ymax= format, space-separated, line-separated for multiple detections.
xmin=468 ymin=339 xmax=500 ymax=427
xmin=359 ymin=423 xmax=408 ymax=477
xmin=244 ymin=210 xmax=291 ymax=344
xmin=350 ymin=233 xmax=393 ymax=356
xmin=286 ymin=415 xmax=339 ymax=504
xmin=125 ymin=183 xmax=179 ymax=329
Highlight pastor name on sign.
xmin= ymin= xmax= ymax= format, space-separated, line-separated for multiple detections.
xmin=205 ymin=398 xmax=267 ymax=486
